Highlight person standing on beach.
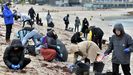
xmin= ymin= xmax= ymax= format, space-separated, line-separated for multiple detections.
xmin=28 ymin=7 xmax=36 ymax=21
xmin=63 ymin=14 xmax=69 ymax=30
xmin=74 ymin=16 xmax=80 ymax=32
xmin=3 ymin=3 xmax=15 ymax=43
xmin=104 ymin=23 xmax=133 ymax=75
xmin=81 ymin=18 xmax=89 ymax=39
xmin=36 ymin=13 xmax=43 ymax=26
xmin=46 ymin=10 xmax=54 ymax=31
xmin=46 ymin=10 xmax=51 ymax=25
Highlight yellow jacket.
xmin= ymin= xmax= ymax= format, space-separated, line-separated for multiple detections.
xmin=87 ymin=30 xmax=92 ymax=41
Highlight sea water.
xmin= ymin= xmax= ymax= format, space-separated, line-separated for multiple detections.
xmin=110 ymin=19 xmax=133 ymax=37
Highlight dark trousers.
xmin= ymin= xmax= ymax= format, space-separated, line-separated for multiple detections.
xmin=23 ymin=20 xmax=33 ymax=28
xmin=93 ymin=36 xmax=103 ymax=49
xmin=6 ymin=25 xmax=12 ymax=40
xmin=112 ymin=63 xmax=131 ymax=75
xmin=8 ymin=58 xmax=31 ymax=70
xmin=65 ymin=23 xmax=69 ymax=30
xmin=20 ymin=58 xmax=31 ymax=69
xmin=75 ymin=25 xmax=79 ymax=32
xmin=47 ymin=29 xmax=52 ymax=32
xmin=30 ymin=16 xmax=35 ymax=21
xmin=36 ymin=18 xmax=42 ymax=25
xmin=83 ymin=32 xmax=87 ymax=39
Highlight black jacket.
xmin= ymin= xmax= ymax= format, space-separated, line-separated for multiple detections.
xmin=63 ymin=16 xmax=69 ymax=24
xmin=91 ymin=27 xmax=104 ymax=41
xmin=46 ymin=31 xmax=58 ymax=50
xmin=71 ymin=32 xmax=83 ymax=44
xmin=28 ymin=8 xmax=35 ymax=17
xmin=3 ymin=39 xmax=24 ymax=67
xmin=81 ymin=19 xmax=89 ymax=33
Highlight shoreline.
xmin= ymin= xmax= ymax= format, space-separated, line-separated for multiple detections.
xmin=0 ymin=4 xmax=133 ymax=75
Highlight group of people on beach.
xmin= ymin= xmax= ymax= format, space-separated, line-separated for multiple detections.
xmin=1 ymin=2 xmax=68 ymax=71
xmin=1 ymin=2 xmax=133 ymax=75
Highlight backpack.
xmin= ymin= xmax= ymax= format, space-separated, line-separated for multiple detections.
xmin=26 ymin=45 xmax=36 ymax=56
xmin=63 ymin=16 xmax=66 ymax=21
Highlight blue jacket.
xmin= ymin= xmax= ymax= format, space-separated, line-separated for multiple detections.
xmin=3 ymin=5 xmax=14 ymax=25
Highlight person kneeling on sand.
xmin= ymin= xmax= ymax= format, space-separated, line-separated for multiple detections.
xmin=17 ymin=13 xmax=33 ymax=28
xmin=70 ymin=40 xmax=100 ymax=64
xmin=39 ymin=30 xmax=64 ymax=61
xmin=71 ymin=32 xmax=83 ymax=44
xmin=21 ymin=28 xmax=43 ymax=47
xmin=17 ymin=27 xmax=34 ymax=41
xmin=3 ymin=39 xmax=31 ymax=70
xmin=68 ymin=40 xmax=101 ymax=75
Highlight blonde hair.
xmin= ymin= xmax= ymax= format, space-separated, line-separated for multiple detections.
xmin=79 ymin=32 xmax=82 ymax=36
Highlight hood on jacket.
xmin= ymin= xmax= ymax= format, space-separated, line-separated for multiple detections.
xmin=113 ymin=23 xmax=125 ymax=37
xmin=76 ymin=32 xmax=80 ymax=36
xmin=47 ymin=30 xmax=58 ymax=39
xmin=4 ymin=5 xmax=9 ymax=10
xmin=10 ymin=39 xmax=23 ymax=49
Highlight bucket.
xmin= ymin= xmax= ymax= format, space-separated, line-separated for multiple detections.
xmin=75 ymin=62 xmax=90 ymax=75
xmin=95 ymin=71 xmax=121 ymax=75
xmin=105 ymin=72 xmax=121 ymax=75
xmin=95 ymin=72 xmax=105 ymax=75
xmin=93 ymin=61 xmax=104 ymax=73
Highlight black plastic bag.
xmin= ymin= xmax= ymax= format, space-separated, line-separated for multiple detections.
xmin=26 ymin=45 xmax=36 ymax=56
xmin=93 ymin=61 xmax=105 ymax=73
xmin=75 ymin=61 xmax=90 ymax=75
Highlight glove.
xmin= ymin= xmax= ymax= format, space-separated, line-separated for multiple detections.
xmin=57 ymin=46 xmax=61 ymax=50
xmin=16 ymin=64 xmax=20 ymax=69
xmin=124 ymin=48 xmax=130 ymax=54
xmin=11 ymin=64 xmax=17 ymax=70
xmin=67 ymin=64 xmax=76 ymax=73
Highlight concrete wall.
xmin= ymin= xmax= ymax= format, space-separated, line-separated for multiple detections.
xmin=68 ymin=0 xmax=80 ymax=3
xmin=47 ymin=0 xmax=60 ymax=5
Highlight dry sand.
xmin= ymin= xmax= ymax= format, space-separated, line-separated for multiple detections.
xmin=0 ymin=4 xmax=133 ymax=75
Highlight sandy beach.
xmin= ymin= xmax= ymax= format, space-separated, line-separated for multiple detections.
xmin=0 ymin=4 xmax=133 ymax=75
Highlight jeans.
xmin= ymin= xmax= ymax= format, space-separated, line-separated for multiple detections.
xmin=18 ymin=30 xmax=30 ymax=41
xmin=75 ymin=25 xmax=79 ymax=32
xmin=22 ymin=29 xmax=42 ymax=46
xmin=65 ymin=23 xmax=69 ymax=30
